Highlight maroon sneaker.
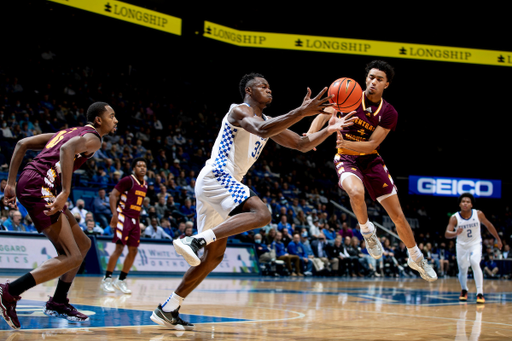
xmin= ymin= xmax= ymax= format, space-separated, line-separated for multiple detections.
xmin=0 ymin=282 xmax=21 ymax=330
xmin=43 ymin=296 xmax=89 ymax=322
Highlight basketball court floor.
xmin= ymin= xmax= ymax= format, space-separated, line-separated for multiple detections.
xmin=1 ymin=275 xmax=511 ymax=340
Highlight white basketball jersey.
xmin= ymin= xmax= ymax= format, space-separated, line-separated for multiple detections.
xmin=454 ymin=209 xmax=482 ymax=247
xmin=205 ymin=103 xmax=269 ymax=181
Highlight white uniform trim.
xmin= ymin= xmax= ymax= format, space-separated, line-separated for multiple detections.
xmin=195 ymin=104 xmax=269 ymax=233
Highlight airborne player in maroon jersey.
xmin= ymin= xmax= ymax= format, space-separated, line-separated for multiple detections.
xmin=101 ymin=157 xmax=148 ymax=294
xmin=1 ymin=102 xmax=118 ymax=330
xmin=307 ymin=60 xmax=437 ymax=282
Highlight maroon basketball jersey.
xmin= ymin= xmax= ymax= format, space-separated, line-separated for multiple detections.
xmin=114 ymin=175 xmax=148 ymax=218
xmin=337 ymin=93 xmax=397 ymax=155
xmin=24 ymin=125 xmax=101 ymax=195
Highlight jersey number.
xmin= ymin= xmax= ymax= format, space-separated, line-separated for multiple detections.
xmin=46 ymin=128 xmax=78 ymax=149
xmin=252 ymin=141 xmax=263 ymax=158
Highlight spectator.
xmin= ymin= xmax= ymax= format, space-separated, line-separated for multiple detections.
xmin=83 ymin=219 xmax=104 ymax=236
xmin=483 ymin=254 xmax=499 ymax=278
xmin=93 ymin=188 xmax=111 ymax=228
xmin=145 ymin=217 xmax=172 ymax=239
xmin=326 ymin=236 xmax=350 ymax=276
xmin=287 ymin=233 xmax=313 ymax=276
xmin=71 ymin=199 xmax=88 ymax=223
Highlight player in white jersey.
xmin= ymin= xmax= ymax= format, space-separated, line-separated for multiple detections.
xmin=445 ymin=193 xmax=502 ymax=304
xmin=150 ymin=73 xmax=356 ymax=330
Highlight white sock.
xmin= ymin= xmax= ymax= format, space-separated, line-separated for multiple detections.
xmin=360 ymin=220 xmax=374 ymax=235
xmin=407 ymin=245 xmax=423 ymax=263
xmin=193 ymin=229 xmax=216 ymax=245
xmin=161 ymin=292 xmax=184 ymax=312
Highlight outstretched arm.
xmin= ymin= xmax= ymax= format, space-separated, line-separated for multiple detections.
xmin=230 ymin=88 xmax=333 ymax=139
xmin=271 ymin=111 xmax=356 ymax=152
xmin=3 ymin=133 xmax=55 ymax=208
xmin=479 ymin=210 xmax=502 ymax=249
xmin=444 ymin=215 xmax=462 ymax=239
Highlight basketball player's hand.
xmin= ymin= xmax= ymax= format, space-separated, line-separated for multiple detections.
xmin=302 ymin=133 xmax=317 ymax=151
xmin=3 ymin=184 xmax=17 ymax=209
xmin=110 ymin=214 xmax=118 ymax=229
xmin=44 ymin=192 xmax=68 ymax=216
xmin=300 ymin=87 xmax=334 ymax=116
xmin=328 ymin=111 xmax=356 ymax=134
xmin=497 ymin=239 xmax=503 ymax=250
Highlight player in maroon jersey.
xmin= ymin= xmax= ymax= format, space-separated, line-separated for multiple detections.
xmin=0 ymin=102 xmax=118 ymax=329
xmin=101 ymin=157 xmax=148 ymax=294
xmin=307 ymin=60 xmax=437 ymax=282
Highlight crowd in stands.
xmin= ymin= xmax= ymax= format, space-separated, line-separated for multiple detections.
xmin=1 ymin=46 xmax=511 ymax=280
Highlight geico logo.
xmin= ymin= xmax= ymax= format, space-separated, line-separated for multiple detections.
xmin=417 ymin=178 xmax=494 ymax=196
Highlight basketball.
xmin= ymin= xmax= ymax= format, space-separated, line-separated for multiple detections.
xmin=328 ymin=77 xmax=363 ymax=112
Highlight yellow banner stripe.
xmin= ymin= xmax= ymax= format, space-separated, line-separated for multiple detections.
xmin=203 ymin=21 xmax=512 ymax=68
xmin=49 ymin=0 xmax=181 ymax=36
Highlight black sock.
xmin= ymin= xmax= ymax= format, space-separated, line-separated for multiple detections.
xmin=119 ymin=271 xmax=128 ymax=281
xmin=105 ymin=271 xmax=113 ymax=279
xmin=53 ymin=279 xmax=73 ymax=303
xmin=9 ymin=272 xmax=36 ymax=297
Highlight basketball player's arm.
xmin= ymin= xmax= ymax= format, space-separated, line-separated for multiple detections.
xmin=478 ymin=210 xmax=503 ymax=249
xmin=336 ymin=125 xmax=390 ymax=154
xmin=44 ymin=134 xmax=102 ymax=216
xmin=271 ymin=112 xmax=356 ymax=152
xmin=230 ymin=88 xmax=333 ymax=138
xmin=305 ymin=107 xmax=335 ymax=134
xmin=3 ymin=133 xmax=55 ymax=208
xmin=444 ymin=215 xmax=462 ymax=239
xmin=109 ymin=188 xmax=121 ymax=228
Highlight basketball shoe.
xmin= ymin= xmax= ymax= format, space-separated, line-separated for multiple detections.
xmin=407 ymin=257 xmax=438 ymax=282
xmin=173 ymin=237 xmax=206 ymax=266
xmin=362 ymin=223 xmax=383 ymax=259
xmin=101 ymin=277 xmax=116 ymax=293
xmin=43 ymin=296 xmax=89 ymax=322
xmin=113 ymin=278 xmax=132 ymax=294
xmin=476 ymin=294 xmax=485 ymax=304
xmin=150 ymin=305 xmax=195 ymax=330
xmin=0 ymin=282 xmax=21 ymax=330
xmin=459 ymin=289 xmax=468 ymax=301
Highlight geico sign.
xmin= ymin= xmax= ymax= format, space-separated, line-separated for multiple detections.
xmin=409 ymin=176 xmax=501 ymax=198
xmin=417 ymin=178 xmax=493 ymax=196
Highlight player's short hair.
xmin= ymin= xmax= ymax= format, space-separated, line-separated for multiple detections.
xmin=131 ymin=157 xmax=147 ymax=170
xmin=365 ymin=60 xmax=395 ymax=84
xmin=86 ymin=102 xmax=110 ymax=124
xmin=239 ymin=72 xmax=265 ymax=99
xmin=458 ymin=192 xmax=475 ymax=206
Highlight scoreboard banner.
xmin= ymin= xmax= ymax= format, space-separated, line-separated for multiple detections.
xmin=409 ymin=175 xmax=502 ymax=198
xmin=203 ymin=21 xmax=512 ymax=68
xmin=48 ymin=0 xmax=182 ymax=36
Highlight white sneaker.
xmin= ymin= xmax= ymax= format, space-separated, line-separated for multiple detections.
xmin=408 ymin=257 xmax=438 ymax=282
xmin=362 ymin=223 xmax=383 ymax=259
xmin=101 ymin=277 xmax=115 ymax=293
xmin=113 ymin=278 xmax=132 ymax=294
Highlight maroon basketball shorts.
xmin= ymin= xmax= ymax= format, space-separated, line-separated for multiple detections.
xmin=333 ymin=153 xmax=397 ymax=202
xmin=16 ymin=170 xmax=62 ymax=233
xmin=112 ymin=212 xmax=140 ymax=247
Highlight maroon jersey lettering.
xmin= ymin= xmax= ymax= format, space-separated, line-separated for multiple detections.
xmin=115 ymin=175 xmax=148 ymax=218
xmin=337 ymin=94 xmax=397 ymax=155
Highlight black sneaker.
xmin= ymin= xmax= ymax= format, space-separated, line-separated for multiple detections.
xmin=150 ymin=304 xmax=195 ymax=330
xmin=173 ymin=237 xmax=206 ymax=266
